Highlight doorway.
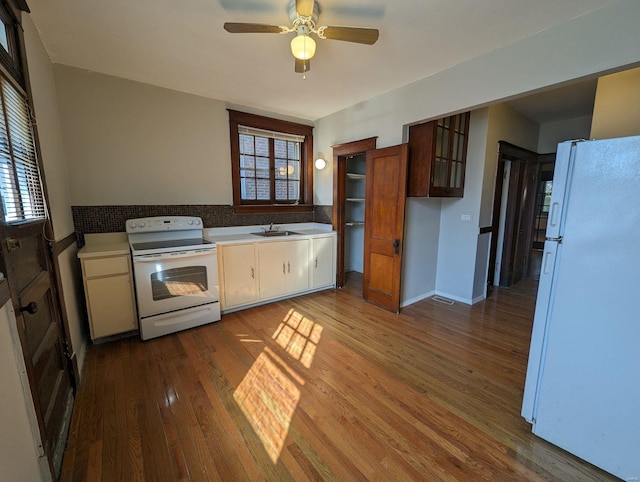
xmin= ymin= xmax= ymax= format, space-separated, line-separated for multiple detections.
xmin=332 ymin=137 xmax=377 ymax=288
xmin=489 ymin=142 xmax=555 ymax=288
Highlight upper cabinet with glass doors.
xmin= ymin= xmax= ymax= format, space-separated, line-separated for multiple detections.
xmin=407 ymin=111 xmax=470 ymax=197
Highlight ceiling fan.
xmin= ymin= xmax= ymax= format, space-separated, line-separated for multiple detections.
xmin=224 ymin=0 xmax=380 ymax=74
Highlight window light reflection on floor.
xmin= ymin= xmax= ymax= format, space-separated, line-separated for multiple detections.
xmin=272 ymin=308 xmax=323 ymax=369
xmin=233 ymin=308 xmax=323 ymax=463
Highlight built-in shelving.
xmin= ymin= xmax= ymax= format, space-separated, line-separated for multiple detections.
xmin=346 ymin=173 xmax=366 ymax=180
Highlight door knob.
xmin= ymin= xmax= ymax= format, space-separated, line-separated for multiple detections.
xmin=393 ymin=239 xmax=400 ymax=254
xmin=20 ymin=301 xmax=38 ymax=315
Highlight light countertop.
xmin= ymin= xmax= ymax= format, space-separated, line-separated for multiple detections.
xmin=205 ymin=223 xmax=335 ymax=245
xmin=78 ymin=233 xmax=130 ymax=259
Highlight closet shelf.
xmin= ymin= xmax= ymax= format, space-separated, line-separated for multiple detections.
xmin=345 ymin=222 xmax=365 ymax=227
xmin=346 ymin=198 xmax=365 ymax=202
xmin=346 ymin=173 xmax=366 ymax=180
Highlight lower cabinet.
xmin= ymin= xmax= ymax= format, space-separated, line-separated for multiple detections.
xmin=219 ymin=242 xmax=258 ymax=310
xmin=218 ymin=233 xmax=336 ymax=313
xmin=81 ymin=254 xmax=137 ymax=340
xmin=311 ymin=236 xmax=336 ymax=289
xmin=258 ymin=239 xmax=309 ymax=299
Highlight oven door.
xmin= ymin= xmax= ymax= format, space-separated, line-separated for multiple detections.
xmin=132 ymin=248 xmax=219 ymax=318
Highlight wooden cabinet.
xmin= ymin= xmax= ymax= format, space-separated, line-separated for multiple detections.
xmin=258 ymin=239 xmax=309 ymax=299
xmin=80 ymin=253 xmax=137 ymax=340
xmin=219 ymin=243 xmax=258 ymax=310
xmin=407 ymin=111 xmax=470 ymax=197
xmin=310 ymin=236 xmax=336 ymax=289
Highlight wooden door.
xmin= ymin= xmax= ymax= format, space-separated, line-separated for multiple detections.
xmin=363 ymin=144 xmax=408 ymax=312
xmin=0 ymin=221 xmax=74 ymax=476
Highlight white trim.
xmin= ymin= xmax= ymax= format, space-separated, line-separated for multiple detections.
xmin=400 ymin=290 xmax=436 ymax=308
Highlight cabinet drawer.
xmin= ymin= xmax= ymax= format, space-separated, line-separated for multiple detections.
xmin=83 ymin=255 xmax=130 ymax=278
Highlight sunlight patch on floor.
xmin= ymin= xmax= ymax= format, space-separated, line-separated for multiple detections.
xmin=233 ymin=347 xmax=301 ymax=462
xmin=272 ymin=308 xmax=323 ymax=368
xmin=233 ymin=308 xmax=324 ymax=463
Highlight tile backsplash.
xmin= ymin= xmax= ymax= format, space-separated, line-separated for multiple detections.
xmin=72 ymin=204 xmax=333 ymax=246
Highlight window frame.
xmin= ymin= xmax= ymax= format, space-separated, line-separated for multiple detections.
xmin=0 ymin=0 xmax=46 ymax=226
xmin=228 ymin=109 xmax=314 ymax=213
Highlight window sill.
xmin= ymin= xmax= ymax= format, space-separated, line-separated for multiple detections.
xmin=233 ymin=204 xmax=314 ymax=214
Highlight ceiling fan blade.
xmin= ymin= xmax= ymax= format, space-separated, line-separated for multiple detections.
xmin=295 ymin=58 xmax=311 ymax=73
xmin=296 ymin=0 xmax=315 ymax=17
xmin=223 ymin=22 xmax=284 ymax=34
xmin=321 ymin=26 xmax=379 ymax=45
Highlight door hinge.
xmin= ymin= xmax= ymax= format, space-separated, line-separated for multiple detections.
xmin=6 ymin=237 xmax=21 ymax=251
xmin=62 ymin=338 xmax=73 ymax=359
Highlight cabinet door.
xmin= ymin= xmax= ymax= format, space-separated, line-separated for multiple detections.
xmin=311 ymin=236 xmax=335 ymax=288
xmin=407 ymin=112 xmax=470 ymax=198
xmin=285 ymin=239 xmax=310 ymax=293
xmin=258 ymin=241 xmax=289 ymax=299
xmin=85 ymin=274 xmax=137 ymax=339
xmin=258 ymin=239 xmax=309 ymax=300
xmin=221 ymin=243 xmax=257 ymax=309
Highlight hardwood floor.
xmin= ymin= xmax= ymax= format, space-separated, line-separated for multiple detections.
xmin=61 ymin=275 xmax=615 ymax=481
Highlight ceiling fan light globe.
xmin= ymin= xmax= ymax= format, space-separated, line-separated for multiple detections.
xmin=291 ymin=34 xmax=316 ymax=60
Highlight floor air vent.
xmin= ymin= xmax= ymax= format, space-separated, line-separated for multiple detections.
xmin=432 ymin=296 xmax=455 ymax=305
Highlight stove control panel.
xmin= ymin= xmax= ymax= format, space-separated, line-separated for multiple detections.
xmin=126 ymin=216 xmax=202 ymax=233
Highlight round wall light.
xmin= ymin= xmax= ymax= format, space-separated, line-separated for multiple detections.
xmin=315 ymin=158 xmax=327 ymax=170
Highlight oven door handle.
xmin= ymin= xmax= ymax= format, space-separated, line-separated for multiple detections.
xmin=134 ymin=249 xmax=215 ymax=262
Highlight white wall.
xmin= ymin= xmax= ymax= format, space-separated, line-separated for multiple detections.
xmin=24 ymin=16 xmax=74 ymax=239
xmin=590 ymin=67 xmax=640 ymax=139
xmin=400 ymin=198 xmax=441 ymax=306
xmin=24 ymin=17 xmax=88 ymax=375
xmin=538 ymin=116 xmax=593 ymax=153
xmin=0 ymin=301 xmax=49 ymax=482
xmin=315 ymin=0 xmax=640 ymax=305
xmin=436 ymin=109 xmax=491 ymax=303
xmin=53 ymin=65 xmax=236 ymax=206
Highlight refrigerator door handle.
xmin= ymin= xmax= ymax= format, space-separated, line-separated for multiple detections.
xmin=545 ymin=236 xmax=563 ymax=243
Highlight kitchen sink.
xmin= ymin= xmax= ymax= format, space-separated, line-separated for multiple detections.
xmin=251 ymin=230 xmax=303 ymax=237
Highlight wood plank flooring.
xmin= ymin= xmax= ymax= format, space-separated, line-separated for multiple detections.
xmin=60 ymin=275 xmax=616 ymax=481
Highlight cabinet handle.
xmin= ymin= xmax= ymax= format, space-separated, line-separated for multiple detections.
xmin=251 ymin=267 xmax=254 ymax=279
xmin=314 ymin=257 xmax=318 ymax=268
xmin=283 ymin=262 xmax=286 ymax=274
xmin=287 ymin=261 xmax=290 ymax=274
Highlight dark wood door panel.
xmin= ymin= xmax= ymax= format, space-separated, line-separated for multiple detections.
xmin=1 ymin=220 xmax=74 ymax=477
xmin=8 ymin=234 xmax=44 ymax=289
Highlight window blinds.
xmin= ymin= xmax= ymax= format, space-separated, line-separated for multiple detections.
xmin=0 ymin=75 xmax=45 ymax=222
xmin=238 ymin=125 xmax=306 ymax=143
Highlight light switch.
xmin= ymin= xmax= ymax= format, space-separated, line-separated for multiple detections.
xmin=460 ymin=214 xmax=472 ymax=222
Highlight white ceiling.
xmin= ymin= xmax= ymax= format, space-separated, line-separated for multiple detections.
xmin=28 ymin=0 xmax=614 ymax=122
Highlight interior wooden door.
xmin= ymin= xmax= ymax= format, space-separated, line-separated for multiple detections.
xmin=0 ymin=220 xmax=75 ymax=477
xmin=363 ymin=144 xmax=408 ymax=312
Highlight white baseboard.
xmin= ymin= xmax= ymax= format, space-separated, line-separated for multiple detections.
xmin=400 ymin=290 xmax=436 ymax=308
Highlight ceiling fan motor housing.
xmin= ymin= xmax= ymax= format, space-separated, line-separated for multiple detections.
xmin=288 ymin=0 xmax=319 ymax=26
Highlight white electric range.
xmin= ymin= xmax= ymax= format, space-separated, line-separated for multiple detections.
xmin=126 ymin=216 xmax=220 ymax=340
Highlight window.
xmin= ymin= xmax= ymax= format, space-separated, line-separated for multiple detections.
xmin=0 ymin=2 xmax=22 ymax=84
xmin=229 ymin=110 xmax=313 ymax=212
xmin=0 ymin=74 xmax=44 ymax=222
xmin=0 ymin=2 xmax=44 ymax=224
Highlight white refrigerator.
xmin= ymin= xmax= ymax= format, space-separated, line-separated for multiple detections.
xmin=521 ymin=136 xmax=640 ymax=480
